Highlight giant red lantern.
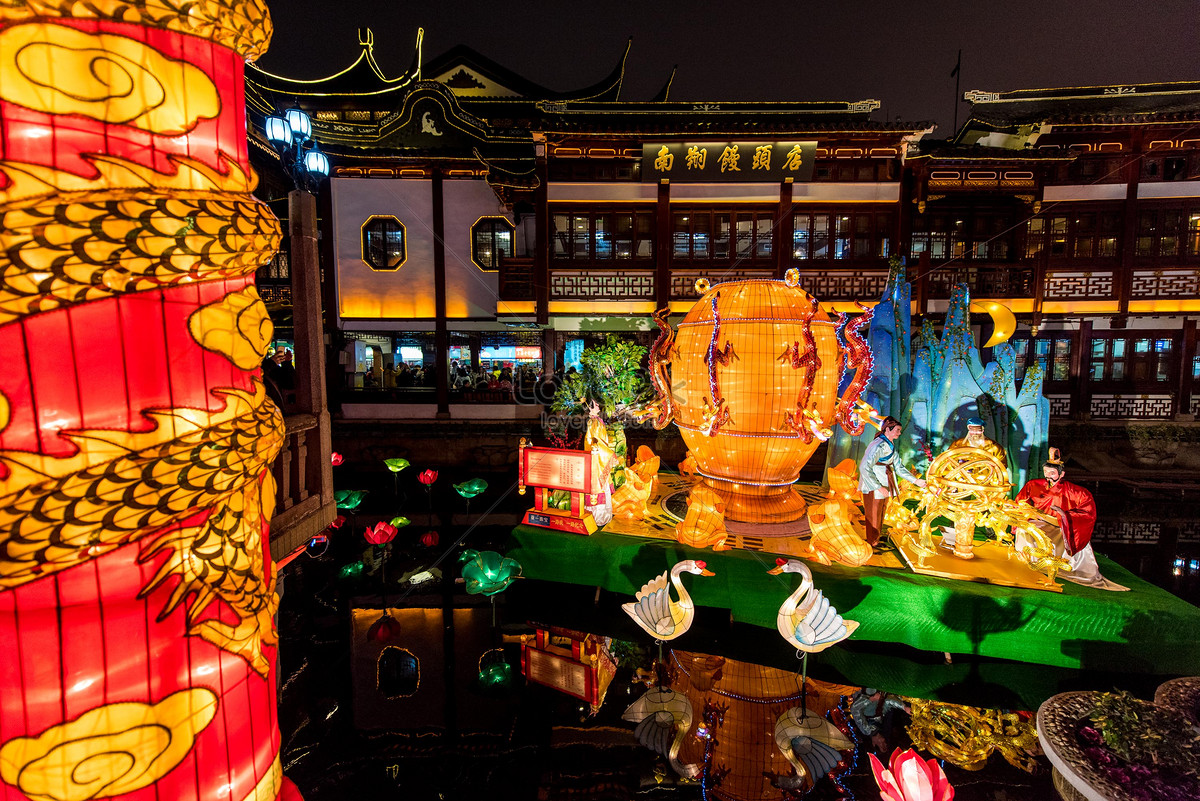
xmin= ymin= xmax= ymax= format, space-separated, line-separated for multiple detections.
xmin=0 ymin=2 xmax=293 ymax=801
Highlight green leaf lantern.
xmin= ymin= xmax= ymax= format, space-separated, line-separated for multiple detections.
xmin=477 ymin=649 xmax=514 ymax=690
xmin=389 ymin=516 xmax=411 ymax=529
xmin=454 ymin=478 xmax=488 ymax=499
xmin=334 ymin=489 xmax=368 ymax=511
xmin=459 ymin=549 xmax=522 ymax=596
xmin=384 ymin=458 xmax=410 ymax=472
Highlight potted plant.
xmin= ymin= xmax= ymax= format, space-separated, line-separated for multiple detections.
xmin=550 ymin=338 xmax=651 ymax=486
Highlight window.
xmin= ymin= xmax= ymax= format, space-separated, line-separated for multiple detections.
xmin=833 ymin=215 xmax=851 ymax=259
xmin=674 ymin=209 xmax=771 ymax=262
xmin=471 ymin=216 xmax=515 ymax=271
xmin=1025 ymin=218 xmax=1045 ymax=259
xmin=552 ymin=210 xmax=654 ymax=261
xmin=361 ymin=216 xmax=406 ymax=270
xmin=1049 ymin=216 xmax=1068 ymax=257
xmin=1098 ymin=212 xmax=1120 ymax=258
xmin=1073 ymin=214 xmax=1095 ymax=259
xmin=1090 ymin=336 xmax=1175 ymax=384
xmin=793 ymin=213 xmax=830 ymax=260
xmin=1136 ymin=208 xmax=1187 ymax=258
xmin=377 ymin=647 xmax=420 ymax=698
xmin=1189 ymin=213 xmax=1200 ymax=256
xmin=1014 ymin=336 xmax=1071 ymax=384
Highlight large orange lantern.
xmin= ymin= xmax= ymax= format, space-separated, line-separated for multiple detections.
xmin=0 ymin=3 xmax=293 ymax=801
xmin=658 ymin=278 xmax=869 ymax=523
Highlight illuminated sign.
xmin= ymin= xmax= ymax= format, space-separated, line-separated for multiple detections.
xmin=642 ymin=141 xmax=817 ymax=182
xmin=522 ymin=446 xmax=593 ymax=494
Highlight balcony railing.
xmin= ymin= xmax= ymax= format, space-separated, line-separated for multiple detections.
xmin=269 ymin=413 xmax=336 ymax=560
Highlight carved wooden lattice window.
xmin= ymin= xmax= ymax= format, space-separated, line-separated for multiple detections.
xmin=361 ymin=215 xmax=406 ymax=271
xmin=471 ymin=216 xmax=515 ymax=271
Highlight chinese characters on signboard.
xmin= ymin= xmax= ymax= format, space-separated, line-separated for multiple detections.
xmin=642 ymin=141 xmax=817 ymax=182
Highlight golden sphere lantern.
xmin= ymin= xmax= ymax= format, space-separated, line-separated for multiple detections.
xmin=670 ymin=280 xmax=843 ymax=523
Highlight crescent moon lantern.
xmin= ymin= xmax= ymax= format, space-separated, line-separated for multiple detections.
xmin=970 ymin=300 xmax=1017 ymax=348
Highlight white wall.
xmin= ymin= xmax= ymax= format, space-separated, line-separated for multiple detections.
xmin=333 ymin=178 xmax=435 ymax=320
xmin=332 ymin=177 xmax=508 ymax=322
xmin=441 ymin=179 xmax=507 ymax=319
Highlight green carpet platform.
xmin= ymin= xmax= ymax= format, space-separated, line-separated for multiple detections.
xmin=506 ymin=525 xmax=1200 ymax=676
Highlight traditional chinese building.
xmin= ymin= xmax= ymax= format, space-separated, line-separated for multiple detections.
xmin=247 ymin=33 xmax=1200 ymax=584
xmin=246 ymin=28 xmax=933 ymax=421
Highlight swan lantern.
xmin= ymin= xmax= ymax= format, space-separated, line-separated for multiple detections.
xmin=622 ymin=688 xmax=700 ymax=779
xmin=622 ymin=559 xmax=714 ymax=641
xmin=774 ymin=706 xmax=854 ymax=792
xmin=767 ymin=558 xmax=859 ymax=652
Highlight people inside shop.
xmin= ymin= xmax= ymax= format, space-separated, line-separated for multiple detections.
xmin=498 ymin=366 xmax=514 ymax=391
xmin=535 ymin=368 xmax=558 ymax=404
xmin=857 ymin=416 xmax=926 ymax=547
xmin=849 ymin=687 xmax=911 ymax=754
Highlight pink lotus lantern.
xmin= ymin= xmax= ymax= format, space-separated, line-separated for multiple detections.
xmin=870 ymin=748 xmax=955 ymax=801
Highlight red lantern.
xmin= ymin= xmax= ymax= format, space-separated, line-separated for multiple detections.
xmin=366 ymin=613 xmax=402 ymax=643
xmin=418 ymin=469 xmax=439 ymax=485
xmin=0 ymin=6 xmax=288 ymax=801
xmin=330 ymin=515 xmax=347 ymax=530
xmin=421 ymin=530 xmax=440 ymax=548
xmin=331 ymin=452 xmax=344 ymax=466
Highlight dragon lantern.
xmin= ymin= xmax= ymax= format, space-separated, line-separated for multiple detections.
xmin=645 ymin=274 xmax=873 ymax=523
xmin=0 ymin=3 xmax=293 ymax=801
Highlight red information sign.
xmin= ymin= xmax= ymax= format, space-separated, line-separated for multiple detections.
xmin=521 ymin=445 xmax=595 ymax=494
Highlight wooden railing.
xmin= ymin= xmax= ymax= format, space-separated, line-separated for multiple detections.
xmin=269 ymin=415 xmax=336 ymax=561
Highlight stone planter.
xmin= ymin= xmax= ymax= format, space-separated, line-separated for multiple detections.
xmin=1038 ymin=682 xmax=1200 ymax=801
xmin=1038 ymin=691 xmax=1131 ymax=801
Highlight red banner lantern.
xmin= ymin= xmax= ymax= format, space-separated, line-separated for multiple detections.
xmin=0 ymin=3 xmax=294 ymax=801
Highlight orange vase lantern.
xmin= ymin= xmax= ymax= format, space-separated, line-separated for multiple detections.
xmin=659 ymin=278 xmax=870 ymax=523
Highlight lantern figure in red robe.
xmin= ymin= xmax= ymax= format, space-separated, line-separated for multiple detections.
xmin=0 ymin=3 xmax=294 ymax=800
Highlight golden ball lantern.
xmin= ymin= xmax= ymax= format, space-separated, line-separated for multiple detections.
xmin=671 ymin=280 xmax=842 ymax=523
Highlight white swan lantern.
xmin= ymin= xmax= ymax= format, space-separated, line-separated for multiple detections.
xmin=621 ymin=689 xmax=701 ymax=779
xmin=622 ymin=559 xmax=714 ymax=641
xmin=767 ymin=558 xmax=859 ymax=652
xmin=774 ymin=706 xmax=854 ymax=790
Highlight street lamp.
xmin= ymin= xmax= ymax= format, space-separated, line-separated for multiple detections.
xmin=265 ymin=104 xmax=329 ymax=193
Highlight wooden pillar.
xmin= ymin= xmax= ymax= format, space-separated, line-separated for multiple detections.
xmin=534 ymin=154 xmax=550 ymax=326
xmin=897 ymin=163 xmax=916 ymax=267
xmin=315 ymin=182 xmax=342 ymax=415
xmin=774 ymin=179 xmax=794 ymax=279
xmin=432 ymin=170 xmax=450 ymax=417
xmin=1178 ymin=318 xmax=1196 ymax=420
xmin=915 ymin=251 xmax=931 ymax=316
xmin=1070 ymin=320 xmax=1093 ymax=420
xmin=655 ymin=179 xmax=671 ymax=309
xmin=288 ymin=188 xmax=333 ymax=507
xmin=1115 ymin=131 xmax=1143 ymax=323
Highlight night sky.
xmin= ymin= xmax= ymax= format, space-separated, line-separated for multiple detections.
xmin=257 ymin=0 xmax=1198 ymax=135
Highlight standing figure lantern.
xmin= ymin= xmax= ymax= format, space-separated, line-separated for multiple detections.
xmin=0 ymin=3 xmax=293 ymax=801
xmin=650 ymin=277 xmax=872 ymax=522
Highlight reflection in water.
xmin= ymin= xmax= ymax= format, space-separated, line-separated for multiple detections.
xmin=907 ymin=699 xmax=1040 ymax=773
xmin=619 ymin=649 xmax=861 ymax=799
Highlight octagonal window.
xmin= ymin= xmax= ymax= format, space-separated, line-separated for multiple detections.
xmin=361 ymin=215 xmax=406 ymax=270
xmin=471 ymin=216 xmax=515 ymax=271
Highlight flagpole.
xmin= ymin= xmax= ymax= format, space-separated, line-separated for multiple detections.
xmin=952 ymin=49 xmax=962 ymax=133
